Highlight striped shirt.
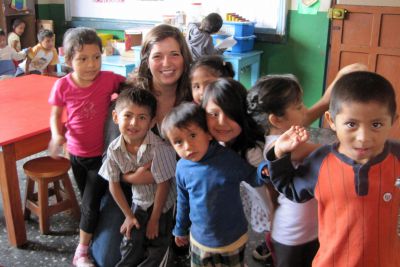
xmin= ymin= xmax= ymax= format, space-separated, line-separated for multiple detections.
xmin=263 ymin=140 xmax=400 ymax=267
xmin=99 ymin=131 xmax=177 ymax=212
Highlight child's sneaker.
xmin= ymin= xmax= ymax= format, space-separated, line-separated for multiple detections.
xmin=74 ymin=256 xmax=95 ymax=267
xmin=252 ymin=241 xmax=271 ymax=261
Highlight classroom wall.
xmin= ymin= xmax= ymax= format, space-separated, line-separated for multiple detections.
xmin=257 ymin=10 xmax=330 ymax=110
xmin=36 ymin=0 xmax=66 ymax=46
xmin=36 ymin=0 xmax=330 ymax=112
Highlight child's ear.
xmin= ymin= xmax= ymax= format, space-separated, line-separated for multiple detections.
xmin=269 ymin=114 xmax=282 ymax=129
xmin=65 ymin=59 xmax=72 ymax=68
xmin=392 ymin=113 xmax=399 ymax=125
xmin=207 ymin=132 xmax=213 ymax=141
xmin=112 ymin=110 xmax=119 ymax=124
xmin=150 ymin=117 xmax=157 ymax=129
xmin=324 ymin=111 xmax=336 ymax=131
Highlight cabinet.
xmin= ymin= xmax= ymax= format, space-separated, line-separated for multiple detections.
xmin=0 ymin=0 xmax=36 ymax=48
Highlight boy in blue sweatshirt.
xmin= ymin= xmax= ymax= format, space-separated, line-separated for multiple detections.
xmin=161 ymin=102 xmax=262 ymax=267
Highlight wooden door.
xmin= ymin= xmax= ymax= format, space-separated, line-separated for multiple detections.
xmin=326 ymin=5 xmax=400 ymax=139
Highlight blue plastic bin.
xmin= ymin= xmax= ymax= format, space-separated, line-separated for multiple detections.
xmin=221 ymin=22 xmax=255 ymax=37
xmin=229 ymin=35 xmax=256 ymax=53
xmin=211 ymin=34 xmax=230 ymax=47
xmin=212 ymin=34 xmax=256 ymax=53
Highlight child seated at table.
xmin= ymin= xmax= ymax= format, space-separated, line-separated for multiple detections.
xmin=15 ymin=29 xmax=58 ymax=76
xmin=0 ymin=28 xmax=26 ymax=79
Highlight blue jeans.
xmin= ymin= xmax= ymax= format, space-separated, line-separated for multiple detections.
xmin=116 ymin=205 xmax=173 ymax=267
xmin=90 ymin=183 xmax=131 ymax=267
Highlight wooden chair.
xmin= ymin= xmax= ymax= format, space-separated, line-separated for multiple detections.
xmin=23 ymin=156 xmax=80 ymax=234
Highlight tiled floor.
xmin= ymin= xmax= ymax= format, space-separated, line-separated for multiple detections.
xmin=0 ymin=153 xmax=266 ymax=267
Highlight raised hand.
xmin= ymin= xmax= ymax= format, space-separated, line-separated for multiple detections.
xmin=274 ymin=126 xmax=309 ymax=158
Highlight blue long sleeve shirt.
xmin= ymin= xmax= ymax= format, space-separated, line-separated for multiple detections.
xmin=173 ymin=141 xmax=263 ymax=248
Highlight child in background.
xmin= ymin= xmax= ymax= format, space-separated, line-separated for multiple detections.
xmin=0 ymin=29 xmax=26 ymax=79
xmin=48 ymin=27 xmax=125 ymax=267
xmin=186 ymin=13 xmax=225 ymax=61
xmin=248 ymin=74 xmax=320 ymax=267
xmin=16 ymin=29 xmax=58 ymax=76
xmin=201 ymin=78 xmax=274 ymax=264
xmin=161 ymin=102 xmax=262 ymax=267
xmin=8 ymin=19 xmax=25 ymax=52
xmin=190 ymin=55 xmax=234 ymax=105
xmin=99 ymin=87 xmax=177 ymax=266
xmin=260 ymin=71 xmax=400 ymax=267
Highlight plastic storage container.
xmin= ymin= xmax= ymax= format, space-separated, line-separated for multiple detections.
xmin=212 ymin=34 xmax=256 ymax=53
xmin=230 ymin=35 xmax=256 ymax=53
xmin=221 ymin=21 xmax=255 ymax=37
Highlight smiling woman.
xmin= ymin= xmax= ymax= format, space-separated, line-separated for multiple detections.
xmin=90 ymin=24 xmax=192 ymax=267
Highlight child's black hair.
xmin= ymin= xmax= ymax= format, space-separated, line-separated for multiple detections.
xmin=12 ymin=19 xmax=25 ymax=30
xmin=247 ymin=74 xmax=303 ymax=134
xmin=37 ymin=29 xmax=54 ymax=42
xmin=329 ymin=71 xmax=397 ymax=121
xmin=62 ymin=27 xmax=102 ymax=62
xmin=0 ymin=29 xmax=5 ymax=36
xmin=202 ymin=78 xmax=264 ymax=158
xmin=190 ymin=55 xmax=235 ymax=79
xmin=115 ymin=85 xmax=157 ymax=119
xmin=161 ymin=102 xmax=208 ymax=140
xmin=200 ymin=13 xmax=223 ymax=34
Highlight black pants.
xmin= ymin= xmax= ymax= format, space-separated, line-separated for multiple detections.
xmin=272 ymin=238 xmax=319 ymax=267
xmin=116 ymin=205 xmax=174 ymax=267
xmin=70 ymin=154 xmax=108 ymax=233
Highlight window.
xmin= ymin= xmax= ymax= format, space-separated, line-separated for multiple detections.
xmin=65 ymin=0 xmax=288 ymax=40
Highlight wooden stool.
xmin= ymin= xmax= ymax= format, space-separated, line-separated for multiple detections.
xmin=23 ymin=156 xmax=80 ymax=234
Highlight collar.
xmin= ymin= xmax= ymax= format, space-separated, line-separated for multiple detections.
xmin=111 ymin=131 xmax=163 ymax=162
xmin=331 ymin=141 xmax=390 ymax=167
xmin=198 ymin=140 xmax=219 ymax=162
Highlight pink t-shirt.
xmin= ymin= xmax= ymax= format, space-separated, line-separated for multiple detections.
xmin=49 ymin=71 xmax=125 ymax=157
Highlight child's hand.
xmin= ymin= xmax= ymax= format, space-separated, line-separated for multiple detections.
xmin=275 ymin=126 xmax=309 ymax=158
xmin=122 ymin=161 xmax=153 ymax=184
xmin=146 ymin=216 xmax=159 ymax=240
xmin=175 ymin=236 xmax=189 ymax=247
xmin=120 ymin=215 xmax=140 ymax=238
xmin=48 ymin=135 xmax=66 ymax=159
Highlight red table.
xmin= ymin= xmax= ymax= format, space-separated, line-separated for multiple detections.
xmin=0 ymin=75 xmax=58 ymax=247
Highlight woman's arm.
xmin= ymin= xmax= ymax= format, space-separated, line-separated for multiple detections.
xmin=303 ymin=63 xmax=368 ymax=126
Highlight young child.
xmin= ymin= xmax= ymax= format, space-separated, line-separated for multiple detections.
xmin=48 ymin=27 xmax=125 ymax=267
xmin=16 ymin=29 xmax=58 ymax=76
xmin=0 ymin=29 xmax=26 ymax=79
xmin=248 ymin=74 xmax=322 ymax=267
xmin=161 ymin=102 xmax=262 ymax=267
xmin=8 ymin=19 xmax=25 ymax=52
xmin=201 ymin=78 xmax=273 ymax=264
xmin=98 ymin=87 xmax=177 ymax=266
xmin=190 ymin=55 xmax=234 ymax=105
xmin=259 ymin=71 xmax=400 ymax=267
xmin=186 ymin=13 xmax=224 ymax=61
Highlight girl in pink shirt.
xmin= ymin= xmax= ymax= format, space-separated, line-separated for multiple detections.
xmin=48 ymin=27 xmax=125 ymax=267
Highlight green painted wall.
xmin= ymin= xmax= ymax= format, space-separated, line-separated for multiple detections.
xmin=255 ymin=11 xmax=329 ymax=110
xmin=36 ymin=4 xmax=66 ymax=46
